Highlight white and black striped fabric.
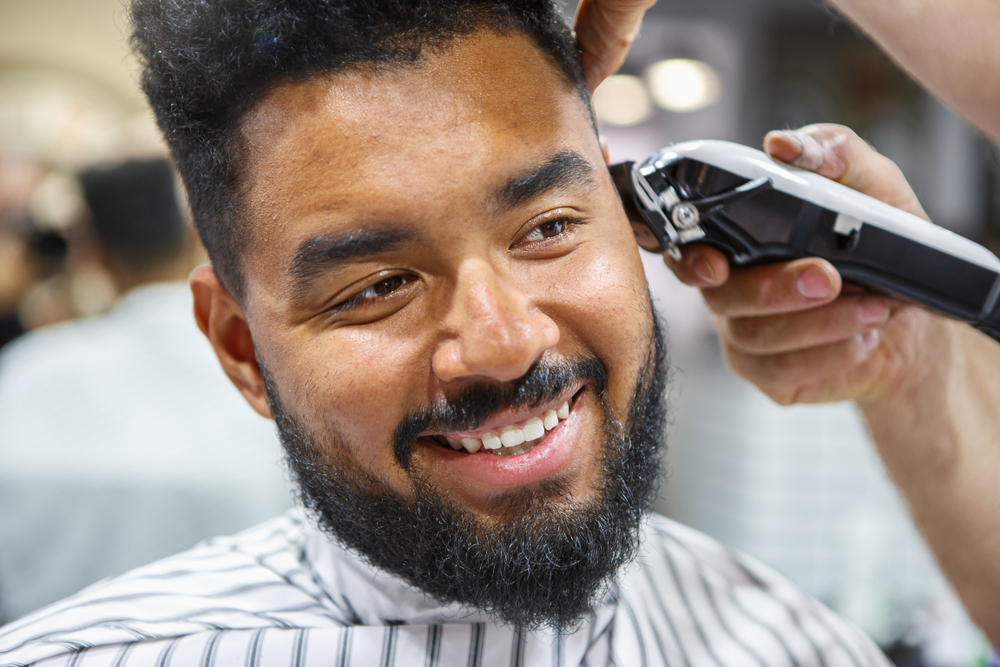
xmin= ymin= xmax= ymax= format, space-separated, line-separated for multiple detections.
xmin=0 ymin=510 xmax=890 ymax=667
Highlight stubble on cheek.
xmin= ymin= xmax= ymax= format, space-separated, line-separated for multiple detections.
xmin=288 ymin=329 xmax=434 ymax=493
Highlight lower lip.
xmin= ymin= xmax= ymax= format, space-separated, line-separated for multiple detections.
xmin=423 ymin=393 xmax=586 ymax=488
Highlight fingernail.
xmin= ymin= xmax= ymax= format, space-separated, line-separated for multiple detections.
xmin=857 ymin=297 xmax=890 ymax=325
xmin=859 ymin=329 xmax=880 ymax=353
xmin=690 ymin=254 xmax=716 ymax=284
xmin=776 ymin=130 xmax=803 ymax=153
xmin=796 ymin=133 xmax=826 ymax=171
xmin=796 ymin=266 xmax=833 ymax=299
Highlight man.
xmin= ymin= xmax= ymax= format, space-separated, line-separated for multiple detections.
xmin=0 ymin=2 xmax=889 ymax=665
xmin=0 ymin=158 xmax=292 ymax=623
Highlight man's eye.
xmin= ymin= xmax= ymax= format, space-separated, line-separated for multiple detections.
xmin=334 ymin=274 xmax=413 ymax=312
xmin=369 ymin=275 xmax=407 ymax=297
xmin=522 ymin=218 xmax=574 ymax=242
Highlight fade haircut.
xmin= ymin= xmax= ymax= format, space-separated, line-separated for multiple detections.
xmin=129 ymin=0 xmax=589 ymax=301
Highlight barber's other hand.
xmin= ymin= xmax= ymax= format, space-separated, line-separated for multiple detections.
xmin=574 ymin=0 xmax=658 ymax=93
xmin=665 ymin=124 xmax=943 ymax=406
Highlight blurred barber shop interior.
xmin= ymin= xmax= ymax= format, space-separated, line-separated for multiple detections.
xmin=1 ymin=0 xmax=999 ymax=664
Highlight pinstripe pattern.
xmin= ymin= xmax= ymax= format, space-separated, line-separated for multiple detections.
xmin=154 ymin=639 xmax=179 ymax=667
xmin=244 ymin=628 xmax=265 ymax=667
xmin=509 ymin=627 xmax=526 ymax=667
xmin=291 ymin=628 xmax=308 ymax=667
xmin=380 ymin=625 xmax=398 ymax=667
xmin=466 ymin=624 xmax=484 ymax=667
xmin=0 ymin=511 xmax=892 ymax=667
xmin=111 ymin=642 xmax=137 ymax=667
xmin=199 ymin=632 xmax=222 ymax=667
xmin=425 ymin=625 xmax=442 ymax=667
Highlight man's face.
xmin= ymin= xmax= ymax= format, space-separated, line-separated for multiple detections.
xmin=211 ymin=30 xmax=664 ymax=627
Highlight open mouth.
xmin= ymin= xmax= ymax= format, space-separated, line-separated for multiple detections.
xmin=426 ymin=392 xmax=579 ymax=458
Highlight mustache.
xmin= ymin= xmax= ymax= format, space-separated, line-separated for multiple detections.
xmin=393 ymin=355 xmax=608 ymax=468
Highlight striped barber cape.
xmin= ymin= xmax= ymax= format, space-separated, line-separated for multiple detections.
xmin=0 ymin=510 xmax=889 ymax=667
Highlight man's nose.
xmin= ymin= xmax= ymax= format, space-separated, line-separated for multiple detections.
xmin=431 ymin=261 xmax=560 ymax=384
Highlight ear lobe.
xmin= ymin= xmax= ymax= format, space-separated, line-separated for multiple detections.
xmin=190 ymin=265 xmax=273 ymax=419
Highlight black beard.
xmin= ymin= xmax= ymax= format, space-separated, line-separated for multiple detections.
xmin=261 ymin=316 xmax=668 ymax=632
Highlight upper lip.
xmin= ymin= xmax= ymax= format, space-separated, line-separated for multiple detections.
xmin=420 ymin=384 xmax=583 ymax=441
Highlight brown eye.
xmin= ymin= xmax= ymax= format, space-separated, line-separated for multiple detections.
xmin=537 ymin=219 xmax=567 ymax=238
xmin=523 ymin=217 xmax=574 ymax=243
xmin=370 ymin=275 xmax=407 ymax=297
xmin=334 ymin=273 xmax=415 ymax=313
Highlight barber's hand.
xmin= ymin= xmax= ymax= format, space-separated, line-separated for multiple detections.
xmin=574 ymin=0 xmax=658 ymax=93
xmin=666 ymin=124 xmax=942 ymax=406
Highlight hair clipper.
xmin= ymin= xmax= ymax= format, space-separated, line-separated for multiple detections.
xmin=610 ymin=140 xmax=1000 ymax=342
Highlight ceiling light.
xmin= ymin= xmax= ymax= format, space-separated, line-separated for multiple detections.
xmin=592 ymin=74 xmax=654 ymax=127
xmin=645 ymin=59 xmax=721 ymax=113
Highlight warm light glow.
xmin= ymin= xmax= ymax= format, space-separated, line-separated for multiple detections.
xmin=645 ymin=59 xmax=721 ymax=113
xmin=592 ymin=74 xmax=654 ymax=127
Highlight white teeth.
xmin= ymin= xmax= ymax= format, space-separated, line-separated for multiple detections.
xmin=523 ymin=417 xmax=544 ymax=441
xmin=440 ymin=399 xmax=573 ymax=455
xmin=482 ymin=431 xmax=502 ymax=450
xmin=500 ymin=425 xmax=525 ymax=447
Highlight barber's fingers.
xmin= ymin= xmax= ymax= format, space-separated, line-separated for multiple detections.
xmin=698 ymin=257 xmax=842 ymax=318
xmin=663 ymin=250 xmax=845 ymax=320
xmin=719 ymin=293 xmax=892 ymax=355
xmin=661 ymin=245 xmax=730 ymax=287
xmin=722 ymin=332 xmax=883 ymax=405
xmin=574 ymin=0 xmax=658 ymax=93
xmin=764 ymin=124 xmax=930 ymax=220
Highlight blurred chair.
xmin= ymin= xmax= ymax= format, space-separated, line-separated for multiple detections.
xmin=0 ymin=159 xmax=294 ymax=625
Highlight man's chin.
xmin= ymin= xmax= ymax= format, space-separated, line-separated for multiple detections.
xmin=308 ymin=467 xmax=641 ymax=630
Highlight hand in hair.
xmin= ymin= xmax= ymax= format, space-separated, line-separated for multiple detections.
xmin=573 ymin=0 xmax=657 ymax=93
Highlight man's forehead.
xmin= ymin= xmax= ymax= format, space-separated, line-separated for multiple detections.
xmin=232 ymin=30 xmax=600 ymax=284
xmin=239 ymin=30 xmax=590 ymax=191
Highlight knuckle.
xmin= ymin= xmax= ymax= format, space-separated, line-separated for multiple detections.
xmin=726 ymin=317 xmax=766 ymax=350
xmin=756 ymin=276 xmax=782 ymax=310
xmin=767 ymin=352 xmax=801 ymax=384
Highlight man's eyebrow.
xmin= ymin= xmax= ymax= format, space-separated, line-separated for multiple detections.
xmin=490 ymin=150 xmax=597 ymax=214
xmin=288 ymin=227 xmax=415 ymax=294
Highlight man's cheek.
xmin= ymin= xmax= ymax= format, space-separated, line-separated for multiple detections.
xmin=557 ymin=245 xmax=648 ymax=333
xmin=303 ymin=328 xmax=429 ymax=457
xmin=549 ymin=244 xmax=652 ymax=404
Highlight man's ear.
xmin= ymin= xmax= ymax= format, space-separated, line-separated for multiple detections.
xmin=190 ymin=265 xmax=273 ymax=419
xmin=600 ymin=135 xmax=611 ymax=165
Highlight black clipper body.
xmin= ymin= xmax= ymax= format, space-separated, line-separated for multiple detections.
xmin=610 ymin=140 xmax=1000 ymax=341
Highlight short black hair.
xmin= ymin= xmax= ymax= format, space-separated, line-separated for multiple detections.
xmin=79 ymin=158 xmax=186 ymax=273
xmin=129 ymin=0 xmax=588 ymax=301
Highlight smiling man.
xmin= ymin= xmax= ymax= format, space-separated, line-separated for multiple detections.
xmin=0 ymin=1 xmax=889 ymax=666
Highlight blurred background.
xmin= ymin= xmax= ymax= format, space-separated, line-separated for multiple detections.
xmin=0 ymin=0 xmax=997 ymax=664
xmin=0 ymin=0 xmax=295 ymax=632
